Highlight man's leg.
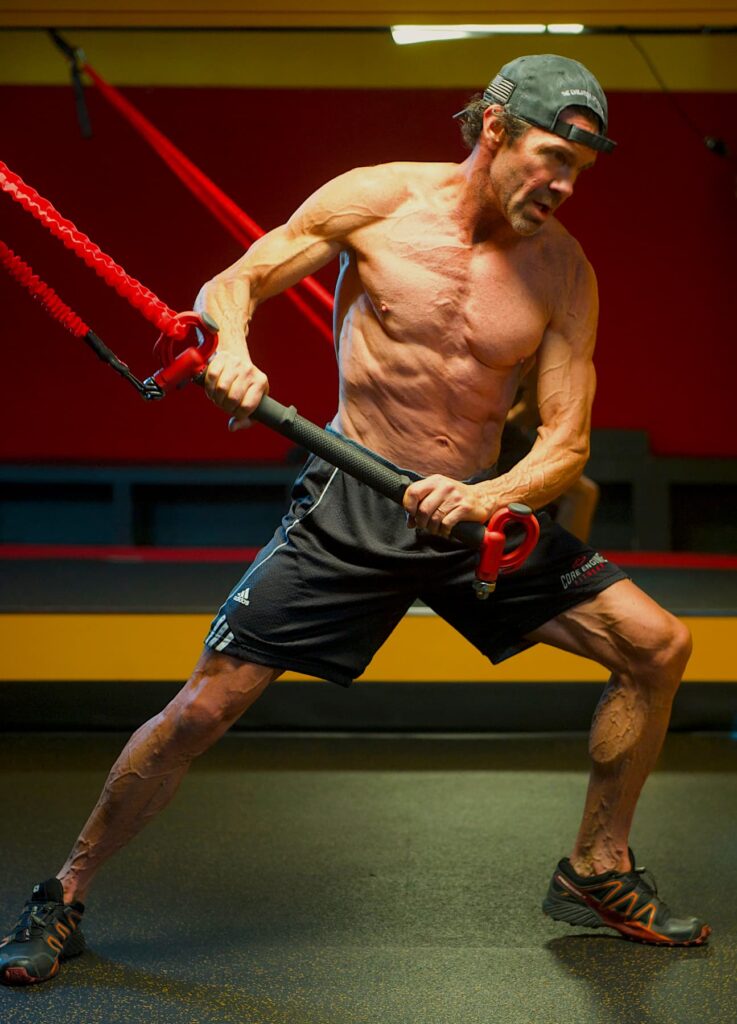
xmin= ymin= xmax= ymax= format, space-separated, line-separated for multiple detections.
xmin=1 ymin=649 xmax=281 ymax=983
xmin=529 ymin=579 xmax=709 ymax=944
xmin=526 ymin=578 xmax=691 ymax=876
xmin=58 ymin=650 xmax=281 ymax=904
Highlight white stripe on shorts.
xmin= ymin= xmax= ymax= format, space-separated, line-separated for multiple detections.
xmin=214 ymin=631 xmax=234 ymax=652
xmin=205 ymin=614 xmax=228 ymax=648
xmin=206 ymin=465 xmax=340 ymax=654
xmin=234 ymin=465 xmax=339 ymax=590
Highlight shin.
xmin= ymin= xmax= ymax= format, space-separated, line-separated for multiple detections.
xmin=571 ymin=618 xmax=692 ymax=874
xmin=57 ymin=652 xmax=279 ymax=903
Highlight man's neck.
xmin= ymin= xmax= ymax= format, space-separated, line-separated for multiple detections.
xmin=452 ymin=150 xmax=518 ymax=246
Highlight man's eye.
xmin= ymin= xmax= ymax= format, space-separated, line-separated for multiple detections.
xmin=543 ymin=149 xmax=569 ymax=165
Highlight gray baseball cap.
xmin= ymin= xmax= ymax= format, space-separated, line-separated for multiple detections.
xmin=461 ymin=53 xmax=616 ymax=153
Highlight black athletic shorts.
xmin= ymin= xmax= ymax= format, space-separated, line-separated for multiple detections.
xmin=205 ymin=441 xmax=628 ymax=687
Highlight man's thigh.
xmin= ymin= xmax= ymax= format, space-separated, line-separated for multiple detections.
xmin=422 ymin=511 xmax=629 ymax=665
xmin=524 ymin=579 xmax=683 ymax=674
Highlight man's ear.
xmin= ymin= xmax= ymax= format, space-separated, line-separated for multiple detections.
xmin=482 ymin=105 xmax=506 ymax=151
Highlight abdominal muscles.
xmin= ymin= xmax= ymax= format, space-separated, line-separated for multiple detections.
xmin=330 ymin=223 xmax=549 ymax=477
xmin=334 ymin=300 xmax=529 ymax=478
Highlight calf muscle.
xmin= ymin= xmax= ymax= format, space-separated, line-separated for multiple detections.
xmin=526 ymin=582 xmax=692 ymax=874
xmin=57 ymin=653 xmax=280 ymax=903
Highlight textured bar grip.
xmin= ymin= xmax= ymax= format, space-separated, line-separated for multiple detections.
xmin=252 ymin=396 xmax=486 ymax=551
xmin=254 ymin=396 xmax=410 ymax=503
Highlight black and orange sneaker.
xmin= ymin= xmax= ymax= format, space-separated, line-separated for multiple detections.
xmin=543 ymin=850 xmax=710 ymax=946
xmin=0 ymin=878 xmax=85 ymax=984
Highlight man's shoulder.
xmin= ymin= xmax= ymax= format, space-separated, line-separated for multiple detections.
xmin=537 ymin=221 xmax=598 ymax=318
xmin=544 ymin=216 xmax=586 ymax=257
xmin=299 ymin=161 xmax=457 ymax=236
xmin=541 ymin=219 xmax=595 ymax=282
xmin=338 ymin=160 xmax=455 ymax=205
xmin=289 ymin=163 xmax=418 ymax=235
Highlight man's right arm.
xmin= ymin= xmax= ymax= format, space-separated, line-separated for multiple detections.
xmin=195 ymin=166 xmax=399 ymax=428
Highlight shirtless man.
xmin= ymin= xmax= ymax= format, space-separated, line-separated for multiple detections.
xmin=0 ymin=54 xmax=709 ymax=986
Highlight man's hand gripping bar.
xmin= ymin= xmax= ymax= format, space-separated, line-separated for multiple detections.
xmin=253 ymin=396 xmax=540 ymax=597
xmin=152 ymin=314 xmax=540 ymax=596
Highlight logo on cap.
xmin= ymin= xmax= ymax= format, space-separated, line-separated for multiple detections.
xmin=561 ymin=89 xmax=605 ymax=121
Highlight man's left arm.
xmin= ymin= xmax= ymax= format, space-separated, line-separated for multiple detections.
xmin=487 ymin=255 xmax=598 ymax=510
xmin=405 ymin=255 xmax=598 ymax=535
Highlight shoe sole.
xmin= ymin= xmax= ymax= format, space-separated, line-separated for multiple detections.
xmin=0 ymin=932 xmax=86 ymax=986
xmin=2 ymin=962 xmax=60 ymax=985
xmin=543 ymin=891 xmax=711 ymax=946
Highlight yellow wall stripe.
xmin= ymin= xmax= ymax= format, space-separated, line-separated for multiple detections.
xmin=2 ymin=1 xmax=737 ymax=30
xmin=1 ymin=612 xmax=732 ymax=682
xmin=1 ymin=30 xmax=736 ymax=90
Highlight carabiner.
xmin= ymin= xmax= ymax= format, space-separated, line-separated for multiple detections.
xmin=145 ymin=311 xmax=219 ymax=397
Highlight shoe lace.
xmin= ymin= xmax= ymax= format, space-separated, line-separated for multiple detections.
xmin=634 ymin=865 xmax=660 ymax=898
xmin=9 ymin=901 xmax=59 ymax=943
xmin=633 ymin=864 xmax=680 ymax=924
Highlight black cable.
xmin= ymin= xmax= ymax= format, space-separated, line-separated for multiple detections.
xmin=627 ymin=33 xmax=731 ymax=161
xmin=48 ymin=29 xmax=93 ymax=139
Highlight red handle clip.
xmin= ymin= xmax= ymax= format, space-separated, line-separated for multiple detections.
xmin=473 ymin=503 xmax=540 ymax=599
xmin=149 ymin=311 xmax=219 ymax=393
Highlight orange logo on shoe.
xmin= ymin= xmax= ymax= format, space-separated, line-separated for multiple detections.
xmin=575 ymin=877 xmax=658 ymax=929
xmin=606 ymin=890 xmax=640 ymax=917
xmin=597 ymin=879 xmax=624 ymax=905
xmin=632 ymin=902 xmax=658 ymax=930
xmin=42 ymin=912 xmax=78 ymax=954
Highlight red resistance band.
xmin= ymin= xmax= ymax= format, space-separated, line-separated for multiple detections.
xmin=0 ymin=240 xmax=89 ymax=339
xmin=82 ymin=62 xmax=334 ymax=345
xmin=0 ymin=161 xmax=216 ymax=398
xmin=0 ymin=159 xmax=188 ymax=341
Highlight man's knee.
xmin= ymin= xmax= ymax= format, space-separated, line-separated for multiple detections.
xmin=165 ymin=652 xmax=279 ymax=753
xmin=633 ymin=611 xmax=692 ymax=687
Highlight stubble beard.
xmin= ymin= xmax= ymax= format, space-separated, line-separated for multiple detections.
xmin=505 ymin=199 xmax=543 ymax=237
xmin=496 ymin=176 xmax=545 ymax=236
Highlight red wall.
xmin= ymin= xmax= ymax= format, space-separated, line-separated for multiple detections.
xmin=2 ymin=85 xmax=736 ymax=461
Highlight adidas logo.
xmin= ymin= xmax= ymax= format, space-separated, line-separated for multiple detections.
xmin=233 ymin=588 xmax=251 ymax=607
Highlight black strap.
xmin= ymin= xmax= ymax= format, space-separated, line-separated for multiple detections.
xmin=554 ymin=120 xmax=616 ymax=153
xmin=48 ymin=30 xmax=92 ymax=139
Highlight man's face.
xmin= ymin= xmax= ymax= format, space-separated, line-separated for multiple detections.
xmin=487 ymin=110 xmax=598 ymax=236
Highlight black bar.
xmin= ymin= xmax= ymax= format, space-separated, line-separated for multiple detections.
xmin=252 ymin=396 xmax=486 ymax=551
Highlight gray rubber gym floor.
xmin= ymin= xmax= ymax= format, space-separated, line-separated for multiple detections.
xmin=1 ymin=732 xmax=735 ymax=1024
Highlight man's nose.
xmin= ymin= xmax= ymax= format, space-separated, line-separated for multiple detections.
xmin=550 ymin=171 xmax=575 ymax=200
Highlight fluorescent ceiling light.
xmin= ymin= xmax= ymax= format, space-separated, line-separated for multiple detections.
xmin=391 ymin=24 xmax=586 ymax=45
xmin=391 ymin=24 xmax=546 ymax=45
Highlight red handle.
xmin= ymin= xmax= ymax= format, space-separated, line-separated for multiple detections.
xmin=474 ymin=503 xmax=540 ymax=598
xmin=150 ymin=311 xmax=219 ymax=392
xmin=495 ymin=504 xmax=541 ymax=574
